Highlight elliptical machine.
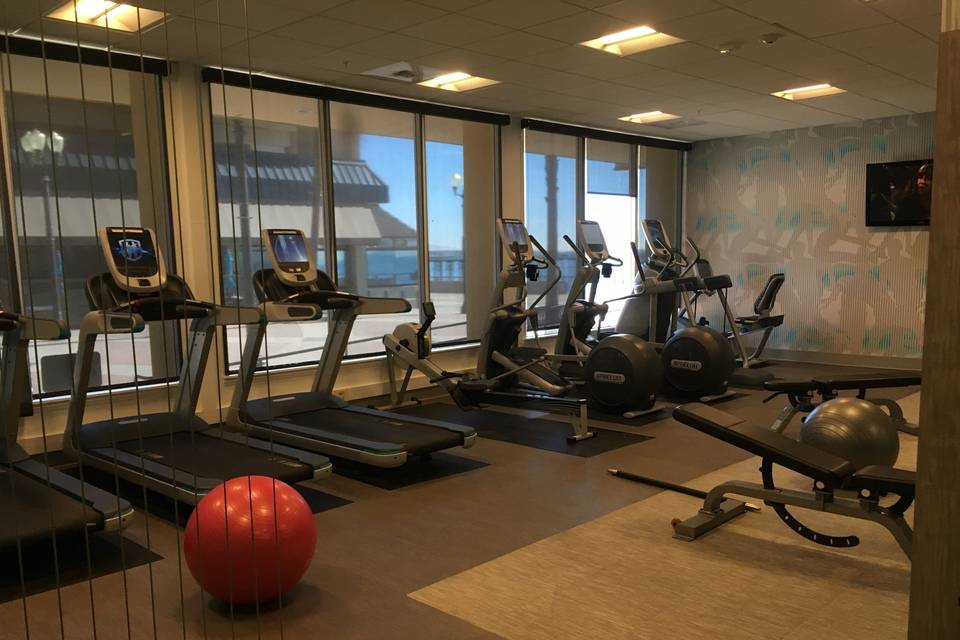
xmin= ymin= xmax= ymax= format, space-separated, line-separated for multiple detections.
xmin=615 ymin=219 xmax=736 ymax=400
xmin=552 ymin=219 xmax=663 ymax=415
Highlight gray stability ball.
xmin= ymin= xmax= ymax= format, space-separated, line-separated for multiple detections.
xmin=800 ymin=397 xmax=900 ymax=470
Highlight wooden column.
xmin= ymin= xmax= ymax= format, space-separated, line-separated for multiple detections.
xmin=908 ymin=2 xmax=960 ymax=637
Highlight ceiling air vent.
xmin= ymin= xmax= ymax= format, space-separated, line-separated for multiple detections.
xmin=362 ymin=62 xmax=442 ymax=83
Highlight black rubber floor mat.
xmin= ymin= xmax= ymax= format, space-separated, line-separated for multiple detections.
xmin=397 ymin=404 xmax=653 ymax=457
xmin=0 ymin=531 xmax=162 ymax=604
xmin=331 ymin=452 xmax=488 ymax=490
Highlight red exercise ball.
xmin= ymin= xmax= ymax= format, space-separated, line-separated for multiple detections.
xmin=183 ymin=475 xmax=316 ymax=605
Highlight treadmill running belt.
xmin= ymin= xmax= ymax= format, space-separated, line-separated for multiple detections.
xmin=277 ymin=408 xmax=464 ymax=455
xmin=113 ymin=431 xmax=314 ymax=484
xmin=0 ymin=470 xmax=102 ymax=548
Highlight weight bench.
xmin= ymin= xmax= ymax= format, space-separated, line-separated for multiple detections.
xmin=671 ymin=403 xmax=914 ymax=558
xmin=763 ymin=372 xmax=921 ymax=435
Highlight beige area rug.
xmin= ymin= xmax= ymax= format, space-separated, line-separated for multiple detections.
xmin=410 ymin=432 xmax=917 ymax=640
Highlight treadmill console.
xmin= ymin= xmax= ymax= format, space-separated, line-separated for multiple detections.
xmin=640 ymin=219 xmax=674 ymax=261
xmin=98 ymin=226 xmax=166 ymax=291
xmin=577 ymin=220 xmax=609 ymax=262
xmin=262 ymin=229 xmax=317 ymax=287
xmin=497 ymin=218 xmax=533 ymax=262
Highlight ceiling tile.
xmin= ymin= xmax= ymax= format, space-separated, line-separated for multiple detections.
xmin=524 ymin=11 xmax=632 ymax=43
xmin=615 ymin=66 xmax=697 ymax=89
xmin=223 ymin=34 xmax=333 ymax=65
xmin=399 ymin=14 xmax=510 ymax=46
xmin=463 ymin=0 xmax=583 ymax=29
xmin=594 ymin=0 xmax=723 ymax=26
xmin=415 ymin=0 xmax=487 ymax=9
xmin=856 ymin=82 xmax=937 ymax=113
xmin=480 ymin=61 xmax=590 ymax=91
xmin=270 ymin=16 xmax=384 ymax=47
xmin=522 ymin=45 xmax=644 ymax=79
xmin=412 ymin=48 xmax=508 ymax=75
xmin=630 ymin=41 xmax=718 ymax=68
xmin=865 ymin=0 xmax=941 ymax=22
xmin=657 ymin=8 xmax=769 ymax=42
xmin=798 ymin=92 xmax=910 ymax=120
xmin=322 ymin=0 xmax=446 ymax=31
xmin=704 ymin=110 xmax=801 ymax=130
xmin=736 ymin=0 xmax=892 ymax=38
xmin=112 ymin=18 xmax=251 ymax=60
xmin=730 ymin=34 xmax=837 ymax=67
xmin=855 ymin=40 xmax=939 ymax=85
xmin=901 ymin=13 xmax=941 ymax=40
xmin=345 ymin=32 xmax=449 ymax=59
xmin=305 ymin=48 xmax=392 ymax=74
xmin=463 ymin=30 xmax=568 ymax=59
xmin=681 ymin=122 xmax=761 ymax=138
xmin=817 ymin=23 xmax=928 ymax=53
xmin=192 ymin=0 xmax=311 ymax=32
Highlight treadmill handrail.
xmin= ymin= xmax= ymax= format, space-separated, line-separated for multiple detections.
xmin=0 ymin=312 xmax=69 ymax=341
xmin=356 ymin=296 xmax=411 ymax=315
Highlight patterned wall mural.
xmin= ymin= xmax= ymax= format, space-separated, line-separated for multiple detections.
xmin=686 ymin=112 xmax=934 ymax=360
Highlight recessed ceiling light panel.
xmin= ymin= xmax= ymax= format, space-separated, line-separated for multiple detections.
xmin=47 ymin=0 xmax=166 ymax=32
xmin=418 ymin=71 xmax=499 ymax=92
xmin=581 ymin=25 xmax=683 ymax=56
xmin=619 ymin=111 xmax=681 ymax=124
xmin=771 ymin=83 xmax=845 ymax=100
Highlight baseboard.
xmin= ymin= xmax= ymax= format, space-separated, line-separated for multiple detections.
xmin=762 ymin=349 xmax=922 ymax=371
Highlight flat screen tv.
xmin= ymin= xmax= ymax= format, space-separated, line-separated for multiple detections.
xmin=865 ymin=159 xmax=933 ymax=227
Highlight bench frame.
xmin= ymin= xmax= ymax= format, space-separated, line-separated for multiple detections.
xmin=673 ymin=458 xmax=914 ymax=558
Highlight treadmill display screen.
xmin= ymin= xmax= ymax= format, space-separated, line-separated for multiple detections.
xmin=501 ymin=221 xmax=529 ymax=252
xmin=269 ymin=231 xmax=310 ymax=273
xmin=644 ymin=220 xmax=670 ymax=253
xmin=581 ymin=221 xmax=606 ymax=254
xmin=107 ymin=228 xmax=159 ymax=278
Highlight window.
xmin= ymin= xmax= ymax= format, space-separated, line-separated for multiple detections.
xmin=424 ymin=116 xmax=497 ymax=345
xmin=329 ymin=103 xmax=420 ymax=357
xmin=208 ymin=81 xmax=503 ymax=370
xmin=2 ymin=53 xmax=173 ymax=396
xmin=585 ymin=139 xmax=636 ymax=327
xmin=210 ymin=84 xmax=327 ymax=372
xmin=522 ymin=126 xmax=686 ymax=332
xmin=523 ymin=130 xmax=578 ymax=328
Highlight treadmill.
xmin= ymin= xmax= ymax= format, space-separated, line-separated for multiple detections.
xmin=64 ymin=226 xmax=332 ymax=504
xmin=227 ymin=228 xmax=476 ymax=468
xmin=0 ymin=308 xmax=133 ymax=547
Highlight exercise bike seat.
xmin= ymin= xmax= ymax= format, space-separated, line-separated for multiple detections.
xmin=849 ymin=465 xmax=915 ymax=496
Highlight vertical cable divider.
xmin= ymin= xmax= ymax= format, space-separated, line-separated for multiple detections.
xmin=127 ymin=7 xmax=167 ymax=638
xmin=0 ymin=22 xmax=36 ymax=639
xmin=239 ymin=0 xmax=273 ymax=633
xmin=155 ymin=0 xmax=189 ymax=637
xmin=211 ymin=0 xmax=240 ymax=633
xmin=30 ymin=14 xmax=73 ymax=638
xmin=98 ymin=11 xmax=146 ymax=639
xmin=189 ymin=1 xmax=217 ymax=635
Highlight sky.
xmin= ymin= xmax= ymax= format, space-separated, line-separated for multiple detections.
xmin=358 ymin=134 xmax=466 ymax=252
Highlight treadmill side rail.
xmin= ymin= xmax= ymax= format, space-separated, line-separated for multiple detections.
xmin=14 ymin=458 xmax=135 ymax=530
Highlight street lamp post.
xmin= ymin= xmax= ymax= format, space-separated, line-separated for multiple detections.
xmin=20 ymin=128 xmax=66 ymax=320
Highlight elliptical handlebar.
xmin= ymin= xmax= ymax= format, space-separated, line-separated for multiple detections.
xmin=563 ymin=234 xmax=586 ymax=262
xmin=526 ymin=233 xmax=564 ymax=313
